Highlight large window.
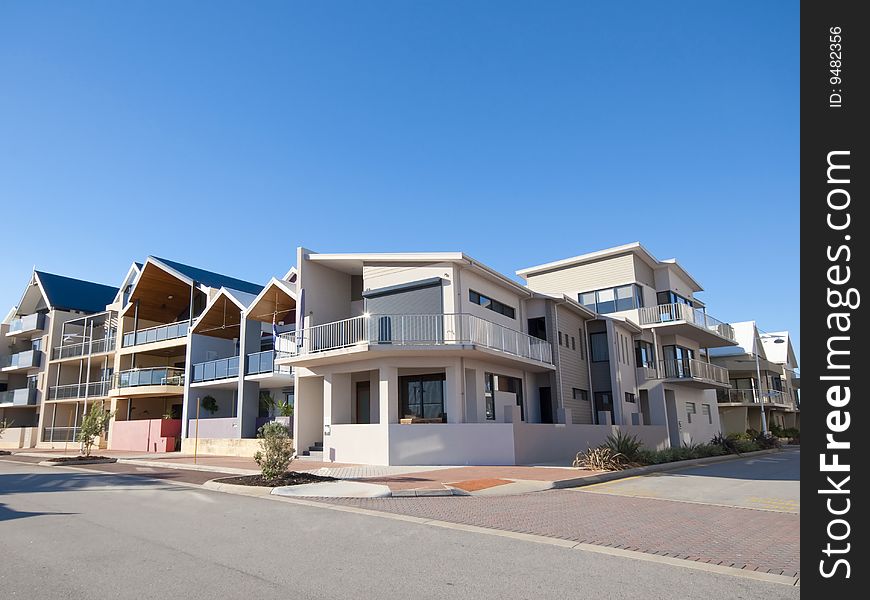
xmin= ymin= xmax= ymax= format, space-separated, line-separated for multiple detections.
xmin=527 ymin=317 xmax=547 ymax=340
xmin=469 ymin=290 xmax=516 ymax=319
xmin=400 ymin=373 xmax=446 ymax=422
xmin=656 ymin=290 xmax=693 ymax=307
xmin=578 ymin=284 xmax=644 ymax=314
xmin=590 ymin=332 xmax=610 ymax=362
xmin=634 ymin=340 xmax=656 ymax=368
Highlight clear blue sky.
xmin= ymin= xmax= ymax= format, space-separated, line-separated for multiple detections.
xmin=0 ymin=1 xmax=799 ymax=360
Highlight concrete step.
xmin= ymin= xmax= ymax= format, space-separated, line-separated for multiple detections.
xmin=299 ymin=450 xmax=323 ymax=461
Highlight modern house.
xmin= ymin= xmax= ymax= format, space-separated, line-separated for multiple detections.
xmin=517 ymin=243 xmax=737 ymax=448
xmin=1 ymin=270 xmax=118 ymax=450
xmin=709 ymin=322 xmax=800 ymax=434
xmin=274 ymin=247 xmax=670 ymax=466
xmin=106 ymin=256 xmax=263 ymax=453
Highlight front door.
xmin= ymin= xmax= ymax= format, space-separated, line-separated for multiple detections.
xmin=355 ymin=381 xmax=371 ymax=424
xmin=539 ymin=387 xmax=553 ymax=424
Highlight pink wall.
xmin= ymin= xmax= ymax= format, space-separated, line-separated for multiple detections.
xmin=111 ymin=419 xmax=181 ymax=452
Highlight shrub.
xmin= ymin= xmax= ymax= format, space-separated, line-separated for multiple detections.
xmin=754 ymin=432 xmax=781 ymax=450
xmin=782 ymin=427 xmax=800 ymax=441
xmin=254 ymin=421 xmax=294 ymax=481
xmin=733 ymin=439 xmax=761 ymax=453
xmin=729 ymin=431 xmax=753 ymax=441
xmin=278 ymin=401 xmax=294 ymax=417
xmin=604 ymin=431 xmax=643 ymax=461
xmin=0 ymin=418 xmax=11 ymax=435
xmin=78 ymin=403 xmax=113 ymax=457
xmin=573 ymin=446 xmax=628 ymax=471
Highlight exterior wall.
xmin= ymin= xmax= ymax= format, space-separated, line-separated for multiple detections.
xmin=110 ymin=418 xmax=180 ymax=452
xmin=667 ymin=386 xmax=721 ymax=445
xmin=632 ymin=255 xmax=656 ymax=288
xmin=457 ymin=269 xmax=526 ymax=331
xmin=513 ymin=422 xmax=670 ymax=464
xmin=611 ymin=321 xmax=640 ymax=425
xmin=185 ymin=416 xmax=241 ymax=439
xmin=553 ymin=305 xmax=592 ymax=424
xmin=389 ymin=423 xmax=516 ymax=465
xmin=523 ymin=253 xmax=636 ymax=297
xmin=298 ymin=248 xmax=353 ymax=326
xmin=654 ymin=265 xmax=697 ymax=300
xmin=0 ymin=426 xmax=39 ymax=448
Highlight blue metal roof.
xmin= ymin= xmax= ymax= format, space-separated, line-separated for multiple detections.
xmin=35 ymin=271 xmax=118 ymax=313
xmin=151 ymin=257 xmax=263 ymax=295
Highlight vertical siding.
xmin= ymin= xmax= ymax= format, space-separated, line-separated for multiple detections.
xmin=555 ymin=306 xmax=592 ymax=424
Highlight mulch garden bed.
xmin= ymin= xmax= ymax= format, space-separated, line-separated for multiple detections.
xmin=216 ymin=471 xmax=337 ymax=488
xmin=0 ymin=450 xmax=11 ymax=456
xmin=43 ymin=456 xmax=117 ymax=465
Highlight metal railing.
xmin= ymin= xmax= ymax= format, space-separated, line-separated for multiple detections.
xmin=658 ymin=358 xmax=729 ymax=385
xmin=52 ymin=336 xmax=116 ymax=360
xmin=1 ymin=349 xmax=42 ymax=370
xmin=42 ymin=427 xmax=81 ymax=443
xmin=0 ymin=388 xmax=38 ymax=406
xmin=246 ymin=350 xmax=293 ymax=375
xmin=277 ymin=313 xmax=554 ymax=364
xmin=8 ymin=313 xmax=45 ymax=335
xmin=122 ymin=321 xmax=189 ymax=347
xmin=112 ymin=367 xmax=185 ymax=389
xmin=637 ymin=303 xmax=736 ymax=342
xmin=49 ymin=380 xmax=112 ymax=400
xmin=191 ymin=356 xmax=239 ymax=383
xmin=717 ymin=388 xmax=794 ymax=406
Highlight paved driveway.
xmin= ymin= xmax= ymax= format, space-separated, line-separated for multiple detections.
xmin=578 ymin=449 xmax=800 ymax=513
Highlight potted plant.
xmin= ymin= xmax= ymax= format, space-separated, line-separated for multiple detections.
xmin=201 ymin=395 xmax=219 ymax=415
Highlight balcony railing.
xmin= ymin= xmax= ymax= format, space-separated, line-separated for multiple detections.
xmin=8 ymin=313 xmax=45 ymax=336
xmin=52 ymin=336 xmax=116 ymax=360
xmin=49 ymin=380 xmax=112 ymax=401
xmin=43 ymin=426 xmax=81 ymax=443
xmin=246 ymin=350 xmax=293 ymax=376
xmin=277 ymin=313 xmax=554 ymax=364
xmin=122 ymin=321 xmax=189 ymax=347
xmin=637 ymin=303 xmax=736 ymax=342
xmin=658 ymin=358 xmax=730 ymax=385
xmin=0 ymin=388 xmax=38 ymax=406
xmin=112 ymin=367 xmax=185 ymax=389
xmin=191 ymin=356 xmax=239 ymax=383
xmin=717 ymin=388 xmax=795 ymax=407
xmin=1 ymin=349 xmax=42 ymax=370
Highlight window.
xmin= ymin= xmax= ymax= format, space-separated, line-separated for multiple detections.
xmin=590 ymin=332 xmax=609 ymax=362
xmin=625 ymin=392 xmax=636 ymax=404
xmin=573 ymin=388 xmax=589 ymax=402
xmin=657 ymin=290 xmax=693 ymax=307
xmin=578 ymin=284 xmax=644 ymax=315
xmin=571 ymin=336 xmax=576 ymax=351
xmin=469 ymin=290 xmax=516 ymax=319
xmin=635 ymin=341 xmax=656 ymax=368
xmin=485 ymin=373 xmax=495 ymax=420
xmin=558 ymin=331 xmax=563 ymax=346
xmin=400 ymin=373 xmax=446 ymax=422
xmin=528 ymin=317 xmax=547 ymax=341
xmin=578 ymin=328 xmax=585 ymax=359
xmin=702 ymin=404 xmax=712 ymax=424
xmin=686 ymin=402 xmax=696 ymax=423
xmin=662 ymin=345 xmax=695 ymax=377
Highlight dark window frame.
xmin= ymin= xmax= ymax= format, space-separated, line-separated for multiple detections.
xmin=469 ymin=289 xmax=516 ymax=319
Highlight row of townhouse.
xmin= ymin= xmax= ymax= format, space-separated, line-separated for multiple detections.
xmin=0 ymin=243 xmax=799 ymax=465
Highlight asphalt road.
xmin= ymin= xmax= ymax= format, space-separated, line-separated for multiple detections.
xmin=579 ymin=449 xmax=800 ymax=513
xmin=0 ymin=460 xmax=799 ymax=600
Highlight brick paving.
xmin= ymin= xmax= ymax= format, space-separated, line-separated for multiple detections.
xmin=316 ymin=490 xmax=800 ymax=578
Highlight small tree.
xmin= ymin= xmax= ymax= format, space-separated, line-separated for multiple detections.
xmin=278 ymin=400 xmax=294 ymax=417
xmin=254 ymin=421 xmax=294 ymax=481
xmin=78 ymin=403 xmax=113 ymax=457
xmin=201 ymin=395 xmax=219 ymax=415
xmin=0 ymin=418 xmax=11 ymax=436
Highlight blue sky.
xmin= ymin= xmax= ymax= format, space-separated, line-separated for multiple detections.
xmin=0 ymin=1 xmax=799 ymax=359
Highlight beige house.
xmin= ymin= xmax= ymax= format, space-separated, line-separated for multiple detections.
xmin=274 ymin=248 xmax=670 ymax=466
xmin=517 ymin=242 xmax=737 ymax=447
xmin=709 ymin=322 xmax=800 ymax=435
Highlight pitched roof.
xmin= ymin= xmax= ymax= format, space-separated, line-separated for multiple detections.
xmin=150 ymin=257 xmax=262 ymax=295
xmin=34 ymin=271 xmax=118 ymax=313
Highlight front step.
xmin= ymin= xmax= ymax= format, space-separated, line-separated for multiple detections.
xmin=299 ymin=442 xmax=324 ymax=460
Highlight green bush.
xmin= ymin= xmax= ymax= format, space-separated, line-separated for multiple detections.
xmin=254 ymin=421 xmax=294 ymax=481
xmin=754 ymin=432 xmax=781 ymax=450
xmin=573 ymin=446 xmax=629 ymax=471
xmin=604 ymin=431 xmax=643 ymax=461
xmin=782 ymin=427 xmax=800 ymax=440
xmin=733 ymin=439 xmax=761 ymax=453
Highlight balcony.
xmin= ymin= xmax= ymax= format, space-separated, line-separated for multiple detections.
xmin=191 ymin=356 xmax=239 ymax=383
xmin=636 ymin=303 xmax=736 ymax=345
xmin=110 ymin=367 xmax=185 ymax=397
xmin=42 ymin=427 xmax=80 ymax=443
xmin=49 ymin=380 xmax=112 ymax=401
xmin=52 ymin=337 xmax=116 ymax=360
xmin=122 ymin=321 xmax=189 ymax=348
xmin=7 ymin=313 xmax=45 ymax=337
xmin=655 ymin=358 xmax=730 ymax=388
xmin=276 ymin=313 xmax=554 ymax=366
xmin=1 ymin=349 xmax=42 ymax=371
xmin=0 ymin=388 xmax=38 ymax=407
xmin=717 ymin=388 xmax=797 ymax=409
xmin=245 ymin=350 xmax=294 ymax=381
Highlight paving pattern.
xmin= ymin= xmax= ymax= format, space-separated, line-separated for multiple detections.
xmin=317 ymin=489 xmax=800 ymax=578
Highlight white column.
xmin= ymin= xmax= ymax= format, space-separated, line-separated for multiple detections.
xmin=378 ymin=366 xmax=398 ymax=424
xmin=445 ymin=363 xmax=462 ymax=423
